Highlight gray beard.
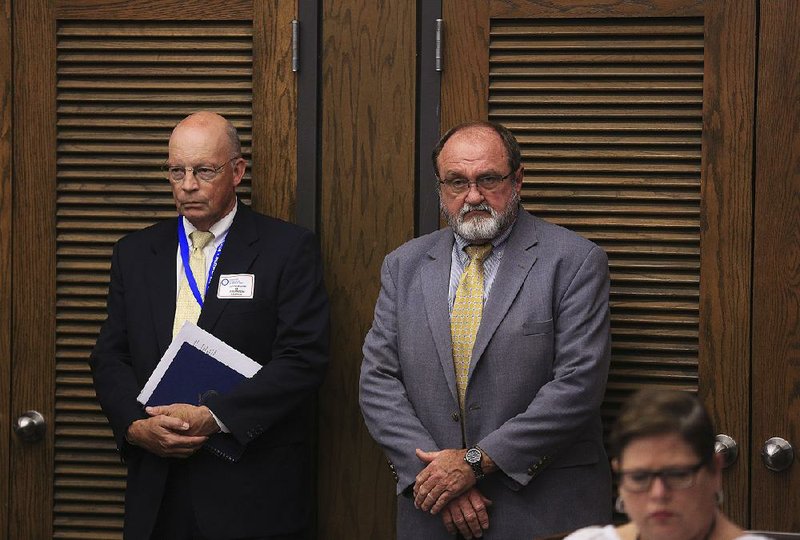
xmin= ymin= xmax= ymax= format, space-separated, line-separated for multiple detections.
xmin=440 ymin=189 xmax=520 ymax=243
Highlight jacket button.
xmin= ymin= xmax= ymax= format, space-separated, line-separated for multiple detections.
xmin=451 ymin=412 xmax=460 ymax=422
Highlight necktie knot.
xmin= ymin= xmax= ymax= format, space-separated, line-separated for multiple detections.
xmin=465 ymin=243 xmax=492 ymax=263
xmin=190 ymin=231 xmax=215 ymax=251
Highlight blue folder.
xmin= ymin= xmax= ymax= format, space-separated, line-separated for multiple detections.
xmin=144 ymin=342 xmax=248 ymax=462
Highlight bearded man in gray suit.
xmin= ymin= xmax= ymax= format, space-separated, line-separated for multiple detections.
xmin=359 ymin=121 xmax=612 ymax=539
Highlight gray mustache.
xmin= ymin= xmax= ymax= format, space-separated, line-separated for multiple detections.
xmin=459 ymin=203 xmax=492 ymax=217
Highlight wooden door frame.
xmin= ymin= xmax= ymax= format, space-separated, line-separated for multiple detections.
xmin=417 ymin=0 xmax=443 ymax=236
xmin=750 ymin=0 xmax=800 ymax=529
xmin=697 ymin=0 xmax=756 ymax=527
xmin=251 ymin=0 xmax=298 ymax=222
xmin=10 ymin=0 xmax=57 ymax=536
xmin=0 ymin=0 xmax=12 ymax=535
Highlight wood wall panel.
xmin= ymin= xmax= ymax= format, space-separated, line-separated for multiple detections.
xmin=751 ymin=0 xmax=800 ymax=530
xmin=0 ymin=0 xmax=11 ymax=535
xmin=317 ymin=3 xmax=416 ymax=539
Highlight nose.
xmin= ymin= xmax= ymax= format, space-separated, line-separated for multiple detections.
xmin=464 ymin=183 xmax=485 ymax=204
xmin=180 ymin=171 xmax=201 ymax=190
xmin=648 ymin=476 xmax=670 ymax=499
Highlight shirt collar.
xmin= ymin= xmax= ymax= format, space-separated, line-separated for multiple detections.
xmin=181 ymin=203 xmax=238 ymax=246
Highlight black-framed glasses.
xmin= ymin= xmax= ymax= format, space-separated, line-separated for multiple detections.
xmin=438 ymin=170 xmax=516 ymax=195
xmin=163 ymin=157 xmax=239 ymax=184
xmin=617 ymin=460 xmax=708 ymax=493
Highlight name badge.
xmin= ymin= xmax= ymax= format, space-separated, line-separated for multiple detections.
xmin=217 ymin=274 xmax=255 ymax=299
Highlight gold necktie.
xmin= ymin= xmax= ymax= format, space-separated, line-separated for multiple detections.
xmin=173 ymin=230 xmax=215 ymax=337
xmin=451 ymin=243 xmax=492 ymax=410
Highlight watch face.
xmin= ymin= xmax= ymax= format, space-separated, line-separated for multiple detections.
xmin=465 ymin=448 xmax=482 ymax=464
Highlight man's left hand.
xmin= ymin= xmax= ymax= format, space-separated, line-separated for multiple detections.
xmin=146 ymin=404 xmax=220 ymax=437
xmin=413 ymin=448 xmax=474 ymax=514
xmin=441 ymin=486 xmax=492 ymax=538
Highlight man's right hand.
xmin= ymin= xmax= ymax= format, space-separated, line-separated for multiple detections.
xmin=440 ymin=486 xmax=491 ymax=539
xmin=125 ymin=415 xmax=208 ymax=458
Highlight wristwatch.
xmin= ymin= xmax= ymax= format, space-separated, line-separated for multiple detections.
xmin=464 ymin=447 xmax=485 ymax=480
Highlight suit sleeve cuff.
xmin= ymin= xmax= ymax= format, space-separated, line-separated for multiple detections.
xmin=208 ymin=408 xmax=230 ymax=433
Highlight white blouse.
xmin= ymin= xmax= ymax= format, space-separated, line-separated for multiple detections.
xmin=564 ymin=524 xmax=771 ymax=540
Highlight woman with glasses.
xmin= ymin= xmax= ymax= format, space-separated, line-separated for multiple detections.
xmin=564 ymin=388 xmax=767 ymax=540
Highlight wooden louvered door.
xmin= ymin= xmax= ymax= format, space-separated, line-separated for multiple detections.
xmin=440 ymin=0 xmax=757 ymax=528
xmin=7 ymin=1 xmax=296 ymax=538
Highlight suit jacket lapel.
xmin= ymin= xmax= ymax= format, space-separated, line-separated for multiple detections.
xmin=198 ymin=202 xmax=259 ymax=332
xmin=421 ymin=231 xmax=460 ymax=403
xmin=145 ymin=220 xmax=180 ymax=357
xmin=469 ymin=210 xmax=539 ymax=379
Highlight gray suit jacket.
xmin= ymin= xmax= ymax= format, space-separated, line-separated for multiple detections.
xmin=360 ymin=210 xmax=612 ymax=539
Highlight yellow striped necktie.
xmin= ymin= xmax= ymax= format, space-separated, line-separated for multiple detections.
xmin=451 ymin=243 xmax=492 ymax=410
xmin=172 ymin=230 xmax=215 ymax=337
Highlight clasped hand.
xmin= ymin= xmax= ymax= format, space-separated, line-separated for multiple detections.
xmin=413 ymin=448 xmax=491 ymax=538
xmin=125 ymin=404 xmax=220 ymax=458
xmin=413 ymin=448 xmax=475 ymax=513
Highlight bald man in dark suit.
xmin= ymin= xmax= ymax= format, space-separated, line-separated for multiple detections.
xmin=91 ymin=111 xmax=329 ymax=539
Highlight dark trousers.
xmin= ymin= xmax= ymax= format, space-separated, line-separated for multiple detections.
xmin=151 ymin=462 xmax=305 ymax=540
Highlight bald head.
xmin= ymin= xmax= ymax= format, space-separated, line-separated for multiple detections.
xmin=171 ymin=111 xmax=241 ymax=157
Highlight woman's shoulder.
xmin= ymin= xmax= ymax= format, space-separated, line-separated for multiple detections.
xmin=563 ymin=524 xmax=619 ymax=540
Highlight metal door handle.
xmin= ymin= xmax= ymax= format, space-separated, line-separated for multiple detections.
xmin=714 ymin=434 xmax=738 ymax=468
xmin=13 ymin=410 xmax=46 ymax=443
xmin=761 ymin=437 xmax=794 ymax=472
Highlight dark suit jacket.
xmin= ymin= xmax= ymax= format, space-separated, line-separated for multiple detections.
xmin=90 ymin=202 xmax=329 ymax=539
xmin=360 ymin=210 xmax=612 ymax=539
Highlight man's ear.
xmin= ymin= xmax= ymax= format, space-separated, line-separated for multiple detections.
xmin=513 ymin=166 xmax=524 ymax=191
xmin=231 ymin=157 xmax=246 ymax=187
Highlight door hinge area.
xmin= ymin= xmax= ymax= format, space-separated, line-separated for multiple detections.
xmin=435 ymin=18 xmax=443 ymax=72
xmin=292 ymin=20 xmax=300 ymax=72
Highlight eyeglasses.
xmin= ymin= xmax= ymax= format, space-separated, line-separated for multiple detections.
xmin=438 ymin=171 xmax=516 ymax=195
xmin=163 ymin=157 xmax=239 ymax=183
xmin=617 ymin=461 xmax=707 ymax=493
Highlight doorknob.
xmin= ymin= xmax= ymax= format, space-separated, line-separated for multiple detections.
xmin=761 ymin=437 xmax=794 ymax=472
xmin=13 ymin=410 xmax=46 ymax=443
xmin=714 ymin=434 xmax=738 ymax=468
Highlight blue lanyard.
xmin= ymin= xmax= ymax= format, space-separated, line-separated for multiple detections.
xmin=178 ymin=218 xmax=226 ymax=308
